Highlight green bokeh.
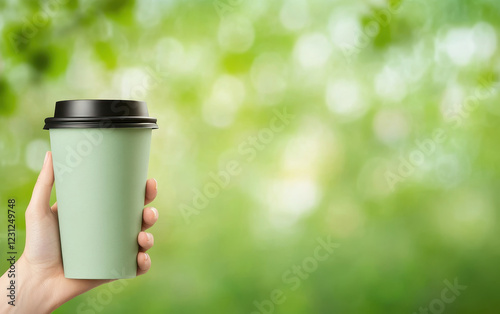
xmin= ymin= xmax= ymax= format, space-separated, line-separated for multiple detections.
xmin=1 ymin=0 xmax=499 ymax=313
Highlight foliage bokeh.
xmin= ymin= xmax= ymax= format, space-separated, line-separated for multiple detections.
xmin=1 ymin=0 xmax=500 ymax=313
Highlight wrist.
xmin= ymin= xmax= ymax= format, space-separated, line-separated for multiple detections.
xmin=0 ymin=255 xmax=58 ymax=313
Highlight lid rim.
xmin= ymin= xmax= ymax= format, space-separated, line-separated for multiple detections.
xmin=43 ymin=124 xmax=159 ymax=129
xmin=43 ymin=99 xmax=158 ymax=130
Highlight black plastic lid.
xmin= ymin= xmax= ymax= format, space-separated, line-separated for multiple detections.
xmin=43 ymin=99 xmax=159 ymax=129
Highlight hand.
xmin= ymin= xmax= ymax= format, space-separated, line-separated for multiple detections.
xmin=0 ymin=152 xmax=159 ymax=313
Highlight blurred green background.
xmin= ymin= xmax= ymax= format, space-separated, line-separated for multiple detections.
xmin=1 ymin=0 xmax=500 ymax=313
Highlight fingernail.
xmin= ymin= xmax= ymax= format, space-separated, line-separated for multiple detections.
xmin=144 ymin=253 xmax=149 ymax=261
xmin=146 ymin=232 xmax=153 ymax=242
xmin=154 ymin=178 xmax=158 ymax=191
xmin=151 ymin=207 xmax=158 ymax=220
xmin=43 ymin=151 xmax=49 ymax=165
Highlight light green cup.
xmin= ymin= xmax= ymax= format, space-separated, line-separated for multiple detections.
xmin=44 ymin=100 xmax=158 ymax=279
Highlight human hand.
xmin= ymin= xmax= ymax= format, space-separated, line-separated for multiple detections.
xmin=0 ymin=152 xmax=159 ymax=313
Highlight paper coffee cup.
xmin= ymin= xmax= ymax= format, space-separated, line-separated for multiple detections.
xmin=44 ymin=99 xmax=158 ymax=279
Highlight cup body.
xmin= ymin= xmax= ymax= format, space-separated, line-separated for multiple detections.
xmin=49 ymin=128 xmax=151 ymax=279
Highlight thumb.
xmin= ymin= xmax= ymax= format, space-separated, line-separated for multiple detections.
xmin=28 ymin=151 xmax=55 ymax=211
